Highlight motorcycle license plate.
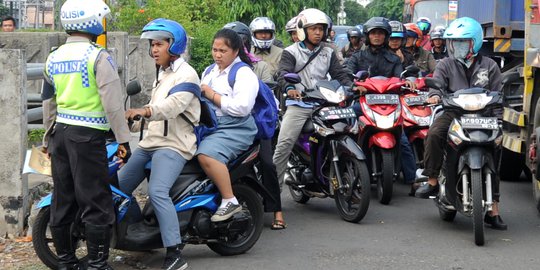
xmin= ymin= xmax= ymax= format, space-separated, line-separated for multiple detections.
xmin=365 ymin=94 xmax=400 ymax=105
xmin=404 ymin=95 xmax=427 ymax=106
xmin=319 ymin=107 xmax=356 ymax=120
xmin=460 ymin=117 xmax=499 ymax=130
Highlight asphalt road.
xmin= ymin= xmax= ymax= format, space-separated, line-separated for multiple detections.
xmin=110 ymin=177 xmax=540 ymax=270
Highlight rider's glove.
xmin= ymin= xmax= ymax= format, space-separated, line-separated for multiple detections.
xmin=117 ymin=143 xmax=131 ymax=164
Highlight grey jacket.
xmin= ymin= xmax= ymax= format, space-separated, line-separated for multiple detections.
xmin=277 ymin=42 xmax=352 ymax=93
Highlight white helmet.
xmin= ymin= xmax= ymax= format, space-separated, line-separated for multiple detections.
xmin=250 ymin=17 xmax=275 ymax=50
xmin=60 ymin=0 xmax=110 ymax=36
xmin=296 ymin=8 xmax=329 ymax=42
xmin=286 ymin=16 xmax=298 ymax=33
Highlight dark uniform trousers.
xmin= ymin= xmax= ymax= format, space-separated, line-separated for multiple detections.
xmin=49 ymin=123 xmax=115 ymax=227
xmin=259 ymin=139 xmax=282 ymax=212
xmin=423 ymin=111 xmax=500 ymax=201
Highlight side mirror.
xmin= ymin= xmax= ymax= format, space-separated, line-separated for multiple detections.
xmin=401 ymin=65 xmax=420 ymax=78
xmin=425 ymin=78 xmax=445 ymax=90
xmin=354 ymin=70 xmax=369 ymax=80
xmin=501 ymin=71 xmax=521 ymax=86
xmin=126 ymin=80 xmax=142 ymax=96
xmin=284 ymin=73 xmax=302 ymax=84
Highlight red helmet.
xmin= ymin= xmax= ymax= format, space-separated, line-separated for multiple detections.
xmin=404 ymin=23 xmax=423 ymax=47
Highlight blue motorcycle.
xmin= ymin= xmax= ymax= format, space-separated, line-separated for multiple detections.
xmin=32 ymin=83 xmax=270 ymax=269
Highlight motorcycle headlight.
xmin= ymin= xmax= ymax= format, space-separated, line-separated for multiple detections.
xmin=374 ymin=112 xmax=396 ymax=129
xmin=313 ymin=123 xmax=335 ymax=136
xmin=449 ymin=121 xmax=470 ymax=144
xmin=320 ymin=87 xmax=345 ymax=104
xmin=449 ymin=133 xmax=463 ymax=145
xmin=452 ymin=93 xmax=493 ymax=111
xmin=403 ymin=106 xmax=430 ymax=126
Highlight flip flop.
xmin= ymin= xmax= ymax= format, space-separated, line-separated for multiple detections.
xmin=271 ymin=219 xmax=287 ymax=230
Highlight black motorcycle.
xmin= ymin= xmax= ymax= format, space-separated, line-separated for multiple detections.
xmin=424 ymin=76 xmax=509 ymax=246
xmin=282 ymin=74 xmax=371 ymax=223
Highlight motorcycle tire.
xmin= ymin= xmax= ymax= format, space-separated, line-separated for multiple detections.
xmin=32 ymin=206 xmax=87 ymax=269
xmin=287 ymin=154 xmax=310 ymax=204
xmin=376 ymin=148 xmax=394 ymax=205
xmin=207 ymin=184 xmax=264 ymax=256
xmin=533 ymin=178 xmax=540 ymax=213
xmin=471 ymin=169 xmax=485 ymax=246
xmin=334 ymin=157 xmax=371 ymax=223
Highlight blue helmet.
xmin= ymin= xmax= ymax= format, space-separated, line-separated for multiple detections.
xmin=444 ymin=17 xmax=483 ymax=54
xmin=141 ymin=18 xmax=188 ymax=56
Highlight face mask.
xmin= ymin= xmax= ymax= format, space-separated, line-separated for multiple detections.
xmin=451 ymin=40 xmax=473 ymax=67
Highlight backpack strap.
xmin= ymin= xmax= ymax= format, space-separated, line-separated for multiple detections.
xmin=164 ymin=82 xmax=203 ymax=134
xmin=227 ymin=62 xmax=250 ymax=89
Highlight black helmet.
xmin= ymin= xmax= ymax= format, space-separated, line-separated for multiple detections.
xmin=363 ymin=17 xmax=391 ymax=46
xmin=223 ymin=21 xmax=251 ymax=47
xmin=388 ymin=20 xmax=406 ymax=47
xmin=346 ymin=26 xmax=363 ymax=41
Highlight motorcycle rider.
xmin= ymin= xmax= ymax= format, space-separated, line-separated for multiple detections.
xmin=388 ymin=20 xmax=415 ymax=69
xmin=430 ymin=26 xmax=448 ymax=61
xmin=417 ymin=17 xmax=432 ymax=50
xmin=41 ymin=0 xmax=131 ymax=269
xmin=250 ymin=17 xmax=283 ymax=78
xmin=341 ymin=26 xmax=364 ymax=60
xmin=286 ymin=16 xmax=300 ymax=43
xmin=415 ymin=17 xmax=507 ymax=230
xmin=119 ymin=19 xmax=199 ymax=270
xmin=404 ymin=23 xmax=437 ymax=74
xmin=223 ymin=21 xmax=286 ymax=230
xmin=273 ymin=8 xmax=352 ymax=188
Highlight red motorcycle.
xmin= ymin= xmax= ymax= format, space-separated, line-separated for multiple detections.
xmin=355 ymin=75 xmax=406 ymax=204
xmin=401 ymin=76 xmax=432 ymax=169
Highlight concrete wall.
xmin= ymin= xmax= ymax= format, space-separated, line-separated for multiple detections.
xmin=0 ymin=49 xmax=27 ymax=236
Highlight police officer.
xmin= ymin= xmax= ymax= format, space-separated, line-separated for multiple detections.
xmin=42 ymin=0 xmax=131 ymax=269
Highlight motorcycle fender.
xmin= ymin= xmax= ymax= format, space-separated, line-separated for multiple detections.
xmin=458 ymin=147 xmax=494 ymax=171
xmin=409 ymin=129 xmax=428 ymax=143
xmin=369 ymin=132 xmax=396 ymax=149
xmin=36 ymin=193 xmax=52 ymax=209
xmin=335 ymin=135 xmax=366 ymax=160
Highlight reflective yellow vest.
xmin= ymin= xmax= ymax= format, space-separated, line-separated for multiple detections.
xmin=45 ymin=42 xmax=109 ymax=130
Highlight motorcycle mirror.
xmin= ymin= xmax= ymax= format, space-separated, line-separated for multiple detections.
xmin=284 ymin=73 xmax=302 ymax=84
xmin=401 ymin=65 xmax=420 ymax=78
xmin=126 ymin=80 xmax=142 ymax=96
xmin=354 ymin=70 xmax=369 ymax=80
xmin=425 ymin=78 xmax=445 ymax=90
xmin=501 ymin=71 xmax=521 ymax=86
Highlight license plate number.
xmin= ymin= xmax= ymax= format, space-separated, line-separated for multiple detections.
xmin=319 ymin=107 xmax=356 ymax=120
xmin=404 ymin=95 xmax=427 ymax=106
xmin=366 ymin=94 xmax=400 ymax=105
xmin=460 ymin=117 xmax=499 ymax=130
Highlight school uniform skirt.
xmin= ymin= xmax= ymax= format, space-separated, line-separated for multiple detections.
xmin=196 ymin=115 xmax=257 ymax=164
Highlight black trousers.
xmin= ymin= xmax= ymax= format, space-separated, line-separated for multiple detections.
xmin=49 ymin=123 xmax=115 ymax=227
xmin=423 ymin=111 xmax=500 ymax=201
xmin=259 ymin=139 xmax=282 ymax=213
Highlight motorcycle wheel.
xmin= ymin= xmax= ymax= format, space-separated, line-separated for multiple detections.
xmin=207 ymin=184 xmax=263 ymax=256
xmin=375 ymin=148 xmax=394 ymax=205
xmin=32 ymin=206 xmax=87 ymax=269
xmin=471 ymin=169 xmax=485 ymax=246
xmin=438 ymin=206 xmax=457 ymax=222
xmin=533 ymin=178 xmax=540 ymax=213
xmin=334 ymin=157 xmax=371 ymax=223
xmin=287 ymin=154 xmax=310 ymax=204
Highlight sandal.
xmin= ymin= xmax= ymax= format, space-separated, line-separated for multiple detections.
xmin=271 ymin=219 xmax=287 ymax=230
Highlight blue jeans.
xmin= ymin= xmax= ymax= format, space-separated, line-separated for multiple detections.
xmin=118 ymin=148 xmax=187 ymax=247
xmin=400 ymin=132 xmax=417 ymax=184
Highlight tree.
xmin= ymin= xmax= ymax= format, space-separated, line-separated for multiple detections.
xmin=366 ymin=0 xmax=403 ymax=21
xmin=0 ymin=0 xmax=10 ymax=18
xmin=344 ymin=0 xmax=369 ymax=26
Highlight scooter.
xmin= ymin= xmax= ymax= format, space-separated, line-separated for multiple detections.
xmin=423 ymin=76 xmax=509 ymax=246
xmin=32 ymin=81 xmax=271 ymax=269
xmin=283 ymin=74 xmax=371 ymax=223
xmin=354 ymin=73 xmax=407 ymax=205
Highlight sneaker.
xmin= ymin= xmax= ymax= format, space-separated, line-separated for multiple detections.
xmin=211 ymin=202 xmax=242 ymax=222
xmin=162 ymin=254 xmax=188 ymax=270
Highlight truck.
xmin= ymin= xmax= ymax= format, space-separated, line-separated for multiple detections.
xmin=405 ymin=0 xmax=540 ymax=212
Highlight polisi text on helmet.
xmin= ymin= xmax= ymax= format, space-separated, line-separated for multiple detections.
xmin=61 ymin=10 xmax=85 ymax=19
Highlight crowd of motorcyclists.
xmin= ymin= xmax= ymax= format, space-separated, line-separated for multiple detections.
xmin=40 ymin=0 xmax=508 ymax=268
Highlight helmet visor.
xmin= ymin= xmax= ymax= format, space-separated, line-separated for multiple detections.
xmin=141 ymin=30 xmax=174 ymax=41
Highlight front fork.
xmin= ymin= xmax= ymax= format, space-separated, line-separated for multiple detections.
xmin=460 ymin=167 xmax=493 ymax=212
xmin=329 ymin=140 xmax=344 ymax=195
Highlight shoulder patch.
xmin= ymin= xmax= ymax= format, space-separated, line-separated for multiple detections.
xmin=106 ymin=55 xmax=117 ymax=71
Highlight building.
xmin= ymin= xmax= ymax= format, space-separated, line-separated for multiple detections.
xmin=1 ymin=0 xmax=54 ymax=30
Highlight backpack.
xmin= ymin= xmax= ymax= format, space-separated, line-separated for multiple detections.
xmin=167 ymin=82 xmax=218 ymax=146
xmin=203 ymin=62 xmax=279 ymax=140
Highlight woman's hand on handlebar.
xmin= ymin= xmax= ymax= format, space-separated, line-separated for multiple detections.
xmin=287 ymin=89 xmax=302 ymax=100
xmin=352 ymin=85 xmax=367 ymax=95
xmin=404 ymin=80 xmax=416 ymax=91
xmin=125 ymin=107 xmax=149 ymax=121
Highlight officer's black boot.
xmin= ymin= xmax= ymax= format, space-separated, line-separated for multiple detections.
xmin=85 ymin=224 xmax=114 ymax=270
xmin=50 ymin=225 xmax=80 ymax=270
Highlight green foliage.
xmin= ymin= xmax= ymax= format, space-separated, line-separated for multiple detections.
xmin=366 ymin=0 xmax=404 ymax=21
xmin=0 ymin=0 xmax=9 ymax=18
xmin=344 ymin=0 xmax=369 ymax=25
xmin=28 ymin=128 xmax=45 ymax=144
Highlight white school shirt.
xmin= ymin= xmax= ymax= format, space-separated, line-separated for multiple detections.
xmin=201 ymin=57 xmax=259 ymax=117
